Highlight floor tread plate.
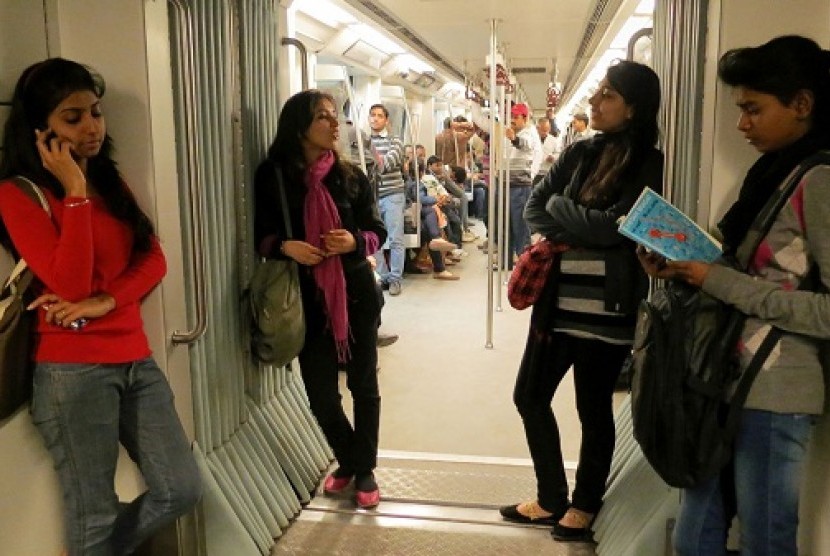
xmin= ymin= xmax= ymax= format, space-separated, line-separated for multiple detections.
xmin=272 ymin=513 xmax=596 ymax=555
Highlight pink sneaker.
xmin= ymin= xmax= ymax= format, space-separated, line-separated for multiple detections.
xmin=355 ymin=487 xmax=381 ymax=509
xmin=323 ymin=473 xmax=353 ymax=495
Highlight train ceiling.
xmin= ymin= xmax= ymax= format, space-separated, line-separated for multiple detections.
xmin=296 ymin=0 xmax=650 ymax=115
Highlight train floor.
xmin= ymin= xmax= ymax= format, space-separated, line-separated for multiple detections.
xmin=272 ymin=454 xmax=595 ymax=555
xmin=271 ymin=220 xmax=608 ymax=554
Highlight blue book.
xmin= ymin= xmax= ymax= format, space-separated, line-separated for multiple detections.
xmin=618 ymin=188 xmax=722 ymax=262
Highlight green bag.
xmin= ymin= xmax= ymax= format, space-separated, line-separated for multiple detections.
xmin=244 ymin=164 xmax=305 ymax=367
xmin=246 ymin=258 xmax=304 ymax=367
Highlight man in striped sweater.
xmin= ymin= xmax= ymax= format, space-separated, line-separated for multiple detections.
xmin=369 ymin=104 xmax=406 ymax=295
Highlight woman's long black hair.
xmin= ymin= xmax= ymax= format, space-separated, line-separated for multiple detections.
xmin=0 ymin=58 xmax=155 ymax=252
xmin=579 ymin=60 xmax=661 ymax=208
xmin=266 ymin=89 xmax=357 ymax=194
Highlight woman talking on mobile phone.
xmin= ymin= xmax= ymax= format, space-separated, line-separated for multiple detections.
xmin=0 ymin=58 xmax=201 ymax=555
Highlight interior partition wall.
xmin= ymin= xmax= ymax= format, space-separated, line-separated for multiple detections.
xmin=593 ymin=2 xmax=710 ymax=554
xmin=652 ymin=0 xmax=710 ymax=216
xmin=167 ymin=1 xmax=331 ymax=554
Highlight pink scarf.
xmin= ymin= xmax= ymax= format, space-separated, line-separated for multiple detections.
xmin=304 ymin=150 xmax=350 ymax=362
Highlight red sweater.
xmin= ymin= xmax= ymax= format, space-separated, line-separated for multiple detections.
xmin=0 ymin=179 xmax=166 ymax=363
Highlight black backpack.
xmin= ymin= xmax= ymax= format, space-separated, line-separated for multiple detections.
xmin=629 ymin=152 xmax=830 ymax=489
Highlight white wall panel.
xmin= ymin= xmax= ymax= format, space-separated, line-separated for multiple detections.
xmin=0 ymin=0 xmax=49 ymax=100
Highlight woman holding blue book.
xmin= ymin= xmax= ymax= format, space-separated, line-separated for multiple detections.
xmin=639 ymin=35 xmax=830 ymax=555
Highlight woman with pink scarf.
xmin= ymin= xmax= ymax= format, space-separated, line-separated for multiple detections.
xmin=253 ymin=90 xmax=387 ymax=509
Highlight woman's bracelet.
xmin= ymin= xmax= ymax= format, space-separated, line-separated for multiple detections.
xmin=64 ymin=198 xmax=91 ymax=208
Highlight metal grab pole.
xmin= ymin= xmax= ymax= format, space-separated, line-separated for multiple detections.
xmin=343 ymin=70 xmax=368 ymax=174
xmin=499 ymin=87 xmax=511 ymax=299
xmin=485 ymin=19 xmax=498 ymax=349
xmin=280 ymin=38 xmax=308 ymax=91
xmin=401 ymin=96 xmax=422 ymax=241
xmin=169 ymin=0 xmax=208 ymax=345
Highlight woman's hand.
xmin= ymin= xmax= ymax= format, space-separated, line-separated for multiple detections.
xmin=34 ymin=129 xmax=87 ymax=197
xmin=321 ymin=229 xmax=356 ymax=255
xmin=636 ymin=245 xmax=711 ymax=288
xmin=282 ymin=240 xmax=328 ymax=265
xmin=28 ymin=292 xmax=116 ymax=328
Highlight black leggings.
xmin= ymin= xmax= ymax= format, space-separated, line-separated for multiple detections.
xmin=298 ymin=271 xmax=381 ymax=475
xmin=513 ymin=332 xmax=629 ymax=514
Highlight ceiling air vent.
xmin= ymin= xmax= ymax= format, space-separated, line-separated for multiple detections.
xmin=512 ymin=67 xmax=547 ymax=74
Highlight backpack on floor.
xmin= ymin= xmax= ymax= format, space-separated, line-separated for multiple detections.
xmin=630 ymin=151 xmax=830 ymax=488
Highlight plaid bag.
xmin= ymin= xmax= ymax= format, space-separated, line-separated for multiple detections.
xmin=507 ymin=240 xmax=569 ymax=310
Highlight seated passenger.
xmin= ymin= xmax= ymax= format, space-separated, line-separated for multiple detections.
xmin=426 ymin=155 xmax=463 ymax=247
xmin=418 ymin=171 xmax=459 ymax=281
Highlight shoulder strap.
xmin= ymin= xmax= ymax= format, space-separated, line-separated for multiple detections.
xmin=736 ymin=151 xmax=830 ymax=269
xmin=721 ymin=269 xmax=816 ymax=436
xmin=2 ymin=176 xmax=52 ymax=265
xmin=12 ymin=176 xmax=51 ymax=216
xmin=272 ymin=164 xmax=293 ymax=239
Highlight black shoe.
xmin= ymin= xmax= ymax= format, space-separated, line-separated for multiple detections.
xmin=551 ymin=508 xmax=597 ymax=543
xmin=499 ymin=503 xmax=559 ymax=525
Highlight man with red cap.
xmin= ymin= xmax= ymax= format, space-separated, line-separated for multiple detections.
xmin=503 ymin=102 xmax=543 ymax=268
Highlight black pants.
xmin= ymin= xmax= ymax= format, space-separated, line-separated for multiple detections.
xmin=513 ymin=332 xmax=629 ymax=514
xmin=298 ymin=269 xmax=381 ymax=475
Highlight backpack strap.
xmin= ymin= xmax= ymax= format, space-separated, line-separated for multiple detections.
xmin=2 ymin=176 xmax=52 ymax=262
xmin=735 ymin=151 xmax=830 ymax=269
xmin=11 ymin=176 xmax=51 ymax=214
xmin=721 ymin=270 xmax=816 ymax=436
xmin=719 ymin=153 xmax=830 ymax=437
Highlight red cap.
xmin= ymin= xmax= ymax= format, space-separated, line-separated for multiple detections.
xmin=511 ymin=103 xmax=529 ymax=117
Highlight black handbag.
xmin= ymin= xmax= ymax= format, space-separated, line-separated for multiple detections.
xmin=0 ymin=177 xmax=51 ymax=420
xmin=245 ymin=165 xmax=305 ymax=368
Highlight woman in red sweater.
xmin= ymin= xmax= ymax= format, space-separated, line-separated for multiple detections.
xmin=0 ymin=58 xmax=200 ymax=555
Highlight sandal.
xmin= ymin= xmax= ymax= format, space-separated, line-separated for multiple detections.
xmin=552 ymin=507 xmax=596 ymax=542
xmin=499 ymin=501 xmax=559 ymax=525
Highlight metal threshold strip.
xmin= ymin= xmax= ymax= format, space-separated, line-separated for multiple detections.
xmin=272 ymin=452 xmax=592 ymax=556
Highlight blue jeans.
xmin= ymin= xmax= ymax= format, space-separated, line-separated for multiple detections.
xmin=374 ymin=192 xmax=405 ymax=285
xmin=508 ymin=186 xmax=532 ymax=265
xmin=673 ymin=409 xmax=813 ymax=556
xmin=472 ymin=186 xmax=486 ymax=219
xmin=31 ymin=358 xmax=202 ymax=556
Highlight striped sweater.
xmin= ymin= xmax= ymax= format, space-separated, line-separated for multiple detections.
xmin=523 ymin=137 xmax=664 ymax=344
xmin=369 ymin=130 xmax=405 ymax=198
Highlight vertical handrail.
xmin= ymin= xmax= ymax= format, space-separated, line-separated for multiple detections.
xmin=400 ymin=96 xmax=422 ymax=242
xmin=169 ymin=0 xmax=208 ymax=345
xmin=499 ymin=87 xmax=511 ymax=300
xmin=281 ymin=37 xmax=308 ymax=90
xmin=342 ymin=70 xmax=368 ymax=173
xmin=485 ymin=19 xmax=498 ymax=348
